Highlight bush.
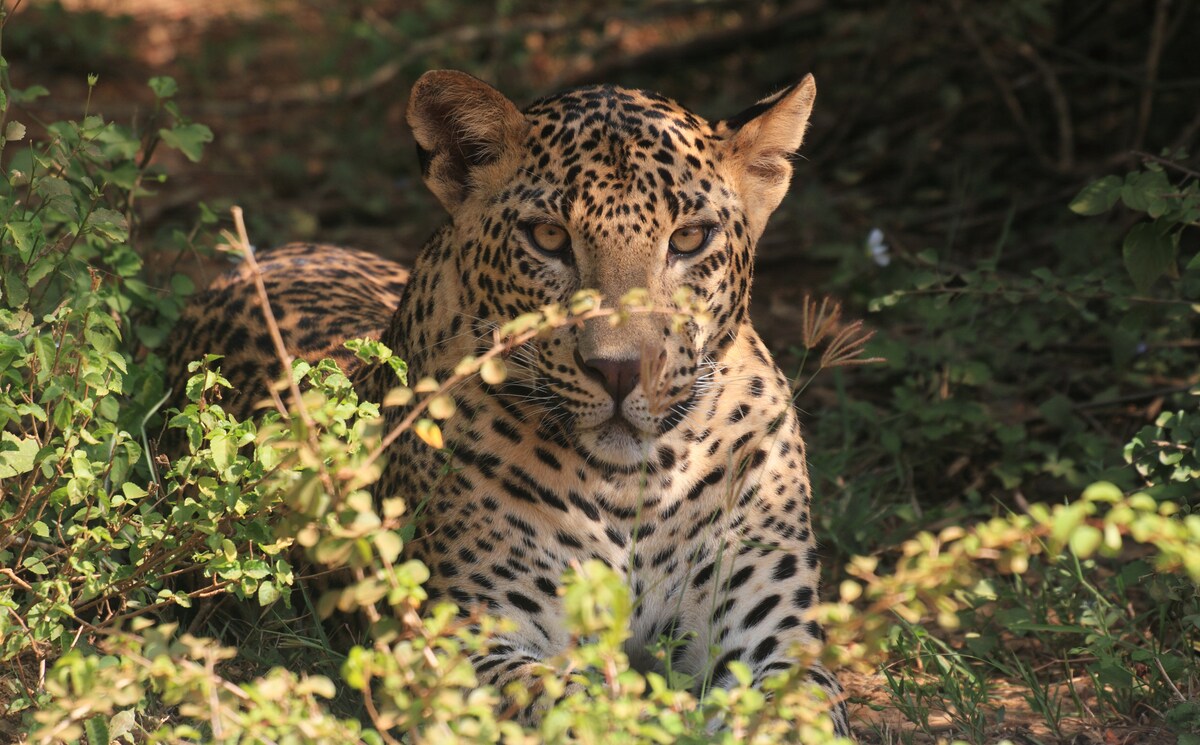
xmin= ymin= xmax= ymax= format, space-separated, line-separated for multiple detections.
xmin=803 ymin=142 xmax=1200 ymax=739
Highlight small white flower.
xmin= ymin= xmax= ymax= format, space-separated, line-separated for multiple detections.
xmin=867 ymin=228 xmax=890 ymax=267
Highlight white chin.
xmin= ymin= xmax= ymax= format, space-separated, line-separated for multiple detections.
xmin=575 ymin=417 xmax=656 ymax=459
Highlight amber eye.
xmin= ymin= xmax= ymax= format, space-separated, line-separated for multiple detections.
xmin=669 ymin=225 xmax=714 ymax=255
xmin=526 ymin=223 xmax=570 ymax=255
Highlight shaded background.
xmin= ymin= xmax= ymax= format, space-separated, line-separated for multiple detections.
xmin=7 ymin=1 xmax=1200 ymax=741
xmin=16 ymin=2 xmax=1198 ymax=269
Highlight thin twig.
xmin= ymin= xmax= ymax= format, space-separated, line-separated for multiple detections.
xmin=351 ymin=297 xmax=696 ymax=477
xmin=224 ymin=207 xmax=336 ymax=496
xmin=1171 ymin=105 xmax=1200 ymax=153
xmin=554 ymin=0 xmax=824 ymax=88
xmin=1132 ymin=150 xmax=1200 ymax=180
xmin=1072 ymin=383 xmax=1197 ymax=411
xmin=226 ymin=208 xmax=300 ymax=422
xmin=353 ymin=305 xmax=612 ymax=476
xmin=360 ymin=666 xmax=404 ymax=745
xmin=1014 ymin=39 xmax=1074 ymax=172
xmin=1133 ymin=0 xmax=1171 ymax=152
xmin=1153 ymin=654 xmax=1188 ymax=703
xmin=950 ymin=0 xmax=1057 ymax=173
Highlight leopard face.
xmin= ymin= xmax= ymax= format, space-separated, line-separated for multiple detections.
xmin=404 ymin=74 xmax=815 ymax=465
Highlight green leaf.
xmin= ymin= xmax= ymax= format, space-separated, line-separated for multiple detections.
xmin=1069 ymin=175 xmax=1122 ymax=215
xmin=148 ymin=76 xmax=178 ymax=99
xmin=108 ymin=709 xmax=138 ymax=744
xmin=170 ymin=273 xmax=195 ymax=295
xmin=375 ymin=531 xmax=402 ymax=564
xmin=4 ymin=121 xmax=25 ymax=142
xmin=26 ymin=257 xmax=57 ymax=288
xmin=22 ymin=555 xmax=49 ymax=575
xmin=84 ymin=325 xmax=118 ymax=354
xmin=1123 ymin=221 xmax=1178 ymax=293
xmin=11 ymin=85 xmax=49 ymax=104
xmin=122 ymin=482 xmax=148 ymax=500
xmin=343 ymin=647 xmax=369 ymax=690
xmin=211 ymin=430 xmax=238 ymax=472
xmin=258 ymin=580 xmax=281 ymax=606
xmin=107 ymin=245 xmax=143 ymax=277
xmin=84 ymin=714 xmax=109 ymax=745
xmin=34 ymin=175 xmax=72 ymax=200
xmin=242 ymin=559 xmax=271 ymax=580
xmin=0 ymin=431 xmax=38 ymax=478
xmin=159 ymin=123 xmax=213 ymax=163
xmin=1082 ymin=481 xmax=1123 ymax=503
xmin=86 ymin=208 xmax=130 ymax=243
xmin=136 ymin=320 xmax=170 ymax=349
xmin=1121 ymin=170 xmax=1173 ymax=214
xmin=6 ymin=219 xmax=41 ymax=261
xmin=728 ymin=660 xmax=753 ymax=687
xmin=1069 ymin=525 xmax=1102 ymax=558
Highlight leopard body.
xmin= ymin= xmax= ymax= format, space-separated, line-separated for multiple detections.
xmin=169 ymin=70 xmax=850 ymax=736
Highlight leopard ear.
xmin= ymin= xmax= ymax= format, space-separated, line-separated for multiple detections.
xmin=407 ymin=70 xmax=529 ymax=211
xmin=716 ymin=74 xmax=816 ymax=232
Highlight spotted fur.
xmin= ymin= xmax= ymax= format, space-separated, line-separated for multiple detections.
xmin=169 ymin=70 xmax=850 ymax=736
xmin=167 ymin=243 xmax=408 ymax=414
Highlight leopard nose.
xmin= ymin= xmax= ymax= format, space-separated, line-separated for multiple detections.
xmin=581 ymin=357 xmax=641 ymax=404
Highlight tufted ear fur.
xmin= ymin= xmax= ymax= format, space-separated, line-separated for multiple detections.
xmin=407 ymin=70 xmax=529 ymax=211
xmin=716 ymin=74 xmax=816 ymax=234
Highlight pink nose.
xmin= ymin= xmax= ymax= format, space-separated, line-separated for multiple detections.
xmin=581 ymin=357 xmax=641 ymax=404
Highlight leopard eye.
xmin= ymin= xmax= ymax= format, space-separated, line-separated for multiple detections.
xmin=669 ymin=225 xmax=714 ymax=255
xmin=526 ymin=223 xmax=570 ymax=255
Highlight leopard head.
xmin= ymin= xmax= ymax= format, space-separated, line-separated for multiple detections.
xmin=406 ymin=71 xmax=815 ymax=461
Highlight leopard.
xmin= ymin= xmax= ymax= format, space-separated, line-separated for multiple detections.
xmin=167 ymin=69 xmax=852 ymax=737
xmin=167 ymin=243 xmax=409 ymax=414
